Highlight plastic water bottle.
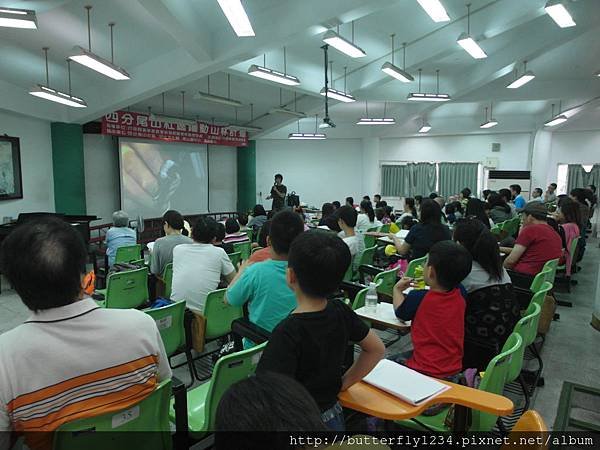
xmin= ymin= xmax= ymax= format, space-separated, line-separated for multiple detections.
xmin=365 ymin=282 xmax=378 ymax=314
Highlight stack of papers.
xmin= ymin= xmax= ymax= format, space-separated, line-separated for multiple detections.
xmin=363 ymin=359 xmax=450 ymax=405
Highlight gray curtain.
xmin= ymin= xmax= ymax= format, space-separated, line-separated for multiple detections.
xmin=381 ymin=165 xmax=408 ymax=197
xmin=567 ymin=164 xmax=600 ymax=192
xmin=382 ymin=163 xmax=437 ymax=197
xmin=408 ymin=163 xmax=437 ymax=197
xmin=439 ymin=162 xmax=478 ymax=198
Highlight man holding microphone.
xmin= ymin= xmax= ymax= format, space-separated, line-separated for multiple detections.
xmin=267 ymin=173 xmax=287 ymax=212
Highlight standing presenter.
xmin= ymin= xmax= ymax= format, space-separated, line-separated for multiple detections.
xmin=267 ymin=173 xmax=287 ymax=212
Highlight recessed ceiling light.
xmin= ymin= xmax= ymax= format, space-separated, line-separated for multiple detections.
xmin=322 ymin=23 xmax=366 ymax=58
xmin=416 ymin=0 xmax=450 ymax=22
xmin=545 ymin=0 xmax=576 ymax=28
xmin=0 ymin=7 xmax=37 ymax=29
xmin=217 ymin=0 xmax=255 ymax=37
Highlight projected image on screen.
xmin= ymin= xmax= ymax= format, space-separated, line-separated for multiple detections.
xmin=120 ymin=139 xmax=208 ymax=219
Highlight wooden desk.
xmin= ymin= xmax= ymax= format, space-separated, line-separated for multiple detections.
xmin=354 ymin=303 xmax=410 ymax=331
xmin=339 ymin=380 xmax=514 ymax=432
xmin=366 ymin=229 xmax=409 ymax=245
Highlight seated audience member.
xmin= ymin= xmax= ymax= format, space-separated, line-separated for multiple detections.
xmin=375 ymin=207 xmax=386 ymax=225
xmin=510 ymin=184 xmax=526 ymax=211
xmin=429 ymin=192 xmax=439 ymax=200
xmin=445 ymin=201 xmax=463 ymax=224
xmin=465 ymin=198 xmax=492 ymax=229
xmin=345 ymin=196 xmax=355 ymax=208
xmin=332 ymin=200 xmax=341 ymax=210
xmin=248 ymin=204 xmax=268 ymax=230
xmin=362 ymin=195 xmax=371 ymax=204
xmin=214 ymin=223 xmax=234 ymax=254
xmin=319 ymin=202 xmax=335 ymax=227
xmin=0 ymin=219 xmax=171 ymax=448
xmin=487 ymin=193 xmax=514 ymax=224
xmin=414 ymin=195 xmax=423 ymax=215
xmin=171 ymin=217 xmax=236 ymax=313
xmin=223 ymin=218 xmax=250 ymax=245
xmin=397 ymin=197 xmax=417 ymax=222
xmin=544 ymin=182 xmax=558 ymax=203
xmin=391 ymin=241 xmax=472 ymax=380
xmin=294 ymin=206 xmax=310 ymax=231
xmin=385 ymin=205 xmax=397 ymax=224
xmin=399 ymin=215 xmax=418 ymax=230
xmin=570 ymin=188 xmax=591 ymax=234
xmin=257 ymin=232 xmax=385 ymax=430
xmin=499 ymin=188 xmax=517 ymax=216
xmin=482 ymin=189 xmax=493 ymax=201
xmin=554 ymin=198 xmax=581 ymax=275
xmin=529 ymin=188 xmax=544 ymax=203
xmin=105 ymin=210 xmax=137 ymax=266
xmin=215 ymin=372 xmax=327 ymax=449
xmin=226 ymin=211 xmax=304 ymax=345
xmin=248 ymin=220 xmax=272 ymax=263
xmin=150 ymin=210 xmax=192 ymax=278
xmin=459 ymin=187 xmax=472 ymax=208
xmin=335 ymin=206 xmax=366 ymax=265
xmin=502 ymin=202 xmax=562 ymax=280
xmin=374 ymin=194 xmax=383 ymax=208
xmin=237 ymin=213 xmax=249 ymax=231
xmin=434 ymin=196 xmax=446 ymax=211
xmin=356 ymin=200 xmax=381 ymax=233
xmin=390 ymin=199 xmax=451 ymax=260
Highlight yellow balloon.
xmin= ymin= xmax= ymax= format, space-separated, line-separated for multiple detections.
xmin=385 ymin=245 xmax=397 ymax=256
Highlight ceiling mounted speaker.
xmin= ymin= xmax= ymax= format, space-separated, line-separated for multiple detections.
xmin=492 ymin=143 xmax=501 ymax=152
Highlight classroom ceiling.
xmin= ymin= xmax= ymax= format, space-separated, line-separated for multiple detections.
xmin=1 ymin=0 xmax=599 ymax=138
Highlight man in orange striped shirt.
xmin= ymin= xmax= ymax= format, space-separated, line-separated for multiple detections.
xmin=0 ymin=218 xmax=171 ymax=449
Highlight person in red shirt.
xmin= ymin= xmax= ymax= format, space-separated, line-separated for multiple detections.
xmin=391 ymin=241 xmax=473 ymax=380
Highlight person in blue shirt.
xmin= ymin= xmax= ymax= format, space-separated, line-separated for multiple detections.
xmin=510 ymin=184 xmax=526 ymax=212
xmin=105 ymin=210 xmax=137 ymax=267
xmin=225 ymin=210 xmax=305 ymax=347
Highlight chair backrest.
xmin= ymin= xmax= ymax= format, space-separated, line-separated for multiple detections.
xmin=115 ymin=244 xmax=142 ymax=264
xmin=357 ymin=245 xmax=377 ymax=268
xmin=514 ymin=302 xmax=542 ymax=348
xmin=490 ymin=224 xmax=502 ymax=236
xmin=245 ymin=228 xmax=253 ymax=242
xmin=529 ymin=268 xmax=551 ymax=293
xmin=53 ymin=379 xmax=172 ymax=450
xmin=379 ymin=224 xmax=391 ymax=233
xmin=373 ymin=267 xmax=399 ymax=297
xmin=204 ymin=289 xmax=244 ymax=340
xmin=405 ymin=254 xmax=428 ymax=278
xmin=204 ymin=343 xmax=266 ymax=432
xmin=162 ymin=263 xmax=173 ymax=299
xmin=233 ymin=241 xmax=252 ymax=260
xmin=471 ymin=333 xmax=522 ymax=431
xmin=568 ymin=236 xmax=580 ymax=265
xmin=542 ymin=259 xmax=558 ymax=284
xmin=251 ymin=246 xmax=264 ymax=254
xmin=364 ymin=233 xmax=377 ymax=249
xmin=501 ymin=410 xmax=548 ymax=450
xmin=530 ymin=281 xmax=552 ymax=310
xmin=105 ymin=267 xmax=149 ymax=309
xmin=144 ymin=301 xmax=186 ymax=357
xmin=228 ymin=252 xmax=242 ymax=268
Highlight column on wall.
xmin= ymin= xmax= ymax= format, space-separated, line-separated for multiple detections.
xmin=530 ymin=130 xmax=553 ymax=190
xmin=361 ymin=137 xmax=380 ymax=197
xmin=51 ymin=122 xmax=86 ymax=214
xmin=237 ymin=140 xmax=256 ymax=213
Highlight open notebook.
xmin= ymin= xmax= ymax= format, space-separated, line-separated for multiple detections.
xmin=363 ymin=359 xmax=450 ymax=405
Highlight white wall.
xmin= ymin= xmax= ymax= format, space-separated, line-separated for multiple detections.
xmin=255 ymin=139 xmax=364 ymax=208
xmin=83 ymin=134 xmax=120 ymax=225
xmin=548 ymin=130 xmax=600 ymax=185
xmin=208 ymin=145 xmax=237 ymax=212
xmin=0 ymin=110 xmax=54 ymax=221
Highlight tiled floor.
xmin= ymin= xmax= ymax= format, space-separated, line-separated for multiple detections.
xmin=0 ymin=239 xmax=598 ymax=429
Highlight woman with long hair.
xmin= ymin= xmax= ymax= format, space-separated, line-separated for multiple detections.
xmin=356 ymin=199 xmax=381 ymax=233
xmin=465 ymin=198 xmax=492 ymax=229
xmin=397 ymin=197 xmax=417 ymax=222
xmin=486 ymin=193 xmax=513 ymax=224
xmin=555 ymin=197 xmax=581 ymax=276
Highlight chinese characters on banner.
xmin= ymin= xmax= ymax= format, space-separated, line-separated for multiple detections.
xmin=101 ymin=111 xmax=248 ymax=147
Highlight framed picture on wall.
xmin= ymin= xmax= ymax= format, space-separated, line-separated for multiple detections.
xmin=0 ymin=136 xmax=23 ymax=201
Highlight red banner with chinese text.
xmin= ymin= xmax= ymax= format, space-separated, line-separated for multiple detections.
xmin=101 ymin=110 xmax=248 ymax=147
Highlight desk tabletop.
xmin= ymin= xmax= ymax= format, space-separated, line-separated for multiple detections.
xmin=339 ymin=380 xmax=514 ymax=421
xmin=354 ymin=303 xmax=410 ymax=331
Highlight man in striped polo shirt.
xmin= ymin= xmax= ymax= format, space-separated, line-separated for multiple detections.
xmin=0 ymin=218 xmax=171 ymax=449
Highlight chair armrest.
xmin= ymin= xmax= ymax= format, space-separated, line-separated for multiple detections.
xmin=171 ymin=377 xmax=189 ymax=450
xmin=231 ymin=318 xmax=271 ymax=351
xmin=358 ymin=264 xmax=383 ymax=276
xmin=339 ymin=281 xmax=366 ymax=302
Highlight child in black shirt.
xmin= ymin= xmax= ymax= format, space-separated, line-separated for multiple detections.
xmin=257 ymin=232 xmax=385 ymax=430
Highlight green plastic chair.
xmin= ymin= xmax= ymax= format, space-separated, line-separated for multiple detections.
xmin=233 ymin=241 xmax=252 ymax=260
xmin=115 ymin=244 xmax=142 ymax=264
xmin=511 ymin=303 xmax=541 ymax=409
xmin=364 ymin=233 xmax=377 ymax=249
xmin=529 ymin=268 xmax=552 ymax=294
xmin=96 ymin=267 xmax=149 ymax=309
xmin=53 ymin=379 xmax=172 ymax=450
xmin=204 ymin=289 xmax=243 ymax=342
xmin=543 ymin=258 xmax=559 ymax=285
xmin=557 ymin=237 xmax=579 ymax=275
xmin=405 ymin=254 xmax=428 ymax=278
xmin=228 ymin=252 xmax=242 ymax=268
xmin=162 ymin=263 xmax=173 ymax=299
xmin=373 ymin=267 xmax=399 ymax=298
xmin=396 ymin=333 xmax=522 ymax=432
xmin=169 ymin=343 xmax=266 ymax=439
xmin=530 ymin=281 xmax=552 ymax=311
xmin=349 ymin=246 xmax=377 ymax=282
xmin=379 ymin=224 xmax=391 ymax=234
xmin=490 ymin=224 xmax=502 ymax=236
xmin=245 ymin=228 xmax=253 ymax=242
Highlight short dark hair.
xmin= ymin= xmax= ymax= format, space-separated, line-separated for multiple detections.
xmin=559 ymin=198 xmax=581 ymax=226
xmin=534 ymin=187 xmax=543 ymax=196
xmin=427 ymin=240 xmax=472 ymax=290
xmin=274 ymin=173 xmax=283 ymax=181
xmin=335 ymin=205 xmax=358 ymax=227
xmin=570 ymin=187 xmax=589 ymax=204
xmin=414 ymin=195 xmax=423 ymax=203
xmin=225 ymin=218 xmax=240 ymax=234
xmin=215 ymin=223 xmax=226 ymax=242
xmin=499 ymin=188 xmax=512 ymax=202
xmin=461 ymin=187 xmax=472 ymax=198
xmin=363 ymin=195 xmax=371 ymax=201
xmin=375 ymin=207 xmax=385 ymax=221
xmin=419 ymin=199 xmax=443 ymax=225
xmin=215 ymin=372 xmax=326 ymax=446
xmin=332 ymin=201 xmax=341 ymax=209
xmin=374 ymin=194 xmax=381 ymax=200
xmin=192 ymin=216 xmax=218 ymax=243
xmin=510 ymin=184 xmax=522 ymax=194
xmin=321 ymin=202 xmax=334 ymax=218
xmin=345 ymin=196 xmax=354 ymax=205
xmin=550 ymin=183 xmax=557 ymax=189
xmin=482 ymin=189 xmax=492 ymax=200
xmin=429 ymin=192 xmax=438 ymax=199
xmin=257 ymin=220 xmax=272 ymax=248
xmin=288 ymin=232 xmax=351 ymax=297
xmin=163 ymin=210 xmax=184 ymax=230
xmin=237 ymin=213 xmax=248 ymax=226
xmin=269 ymin=210 xmax=304 ymax=255
xmin=0 ymin=218 xmax=87 ymax=311
xmin=253 ymin=204 xmax=267 ymax=217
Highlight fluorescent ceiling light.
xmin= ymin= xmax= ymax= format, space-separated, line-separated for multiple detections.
xmin=596 ymin=70 xmax=600 ymax=77
xmin=407 ymin=92 xmax=451 ymax=102
xmin=561 ymin=106 xmax=580 ymax=118
xmin=457 ymin=33 xmax=487 ymax=59
xmin=416 ymin=0 xmax=450 ymax=22
xmin=194 ymin=91 xmax=243 ymax=107
xmin=381 ymin=62 xmax=414 ymax=83
xmin=319 ymin=87 xmax=356 ymax=103
xmin=69 ymin=46 xmax=130 ymax=80
xmin=322 ymin=30 xmax=366 ymax=58
xmin=545 ymin=1 xmax=576 ymax=28
xmin=288 ymin=133 xmax=326 ymax=140
xmin=269 ymin=108 xmax=306 ymax=118
xmin=29 ymin=84 xmax=87 ymax=108
xmin=480 ymin=119 xmax=499 ymax=129
xmin=217 ymin=0 xmax=255 ymax=37
xmin=356 ymin=118 xmax=396 ymax=125
xmin=0 ymin=7 xmax=37 ymax=29
xmin=247 ymin=64 xmax=300 ymax=86
xmin=418 ymin=123 xmax=432 ymax=133
xmin=544 ymin=114 xmax=568 ymax=127
xmin=506 ymin=71 xmax=536 ymax=89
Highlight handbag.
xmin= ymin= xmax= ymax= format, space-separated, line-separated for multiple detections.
xmin=287 ymin=191 xmax=300 ymax=207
